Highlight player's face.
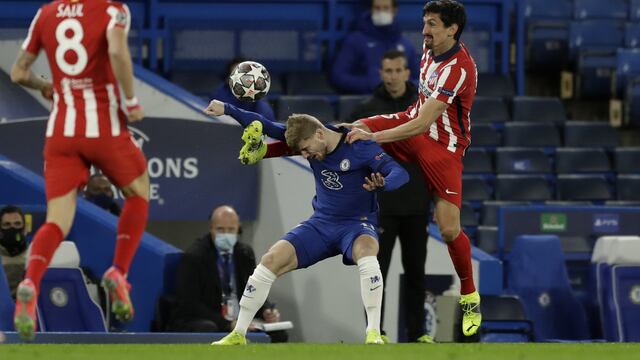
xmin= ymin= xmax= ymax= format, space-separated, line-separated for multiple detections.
xmin=298 ymin=132 xmax=327 ymax=161
xmin=422 ymin=13 xmax=458 ymax=50
xmin=86 ymin=176 xmax=114 ymax=198
xmin=380 ymin=57 xmax=410 ymax=93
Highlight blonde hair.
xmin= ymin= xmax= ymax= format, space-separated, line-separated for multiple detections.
xmin=285 ymin=114 xmax=323 ymax=151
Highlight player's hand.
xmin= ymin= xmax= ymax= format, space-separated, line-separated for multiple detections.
xmin=204 ymin=99 xmax=225 ymax=117
xmin=40 ymin=82 xmax=53 ymax=101
xmin=262 ymin=308 xmax=281 ymax=323
xmin=127 ymin=106 xmax=144 ymax=122
xmin=346 ymin=127 xmax=375 ymax=144
xmin=363 ymin=172 xmax=385 ymax=191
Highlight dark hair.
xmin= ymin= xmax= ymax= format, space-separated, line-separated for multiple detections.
xmin=423 ymin=0 xmax=466 ymax=41
xmin=0 ymin=205 xmax=25 ymax=224
xmin=382 ymin=49 xmax=407 ymax=63
xmin=371 ymin=0 xmax=398 ymax=8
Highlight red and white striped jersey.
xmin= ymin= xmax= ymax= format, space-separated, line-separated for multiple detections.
xmin=22 ymin=0 xmax=131 ymax=139
xmin=406 ymin=42 xmax=477 ymax=155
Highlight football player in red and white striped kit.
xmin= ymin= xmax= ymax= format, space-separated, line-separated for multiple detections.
xmin=346 ymin=0 xmax=482 ymax=337
xmin=10 ymin=0 xmax=150 ymax=340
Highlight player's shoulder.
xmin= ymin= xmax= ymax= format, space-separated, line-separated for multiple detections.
xmin=350 ymin=139 xmax=385 ymax=160
xmin=105 ymin=0 xmax=129 ymax=11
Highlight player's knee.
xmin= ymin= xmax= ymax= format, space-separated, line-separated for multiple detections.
xmin=260 ymin=251 xmax=286 ymax=275
xmin=353 ymin=237 xmax=379 ymax=259
xmin=439 ymin=225 xmax=460 ymax=243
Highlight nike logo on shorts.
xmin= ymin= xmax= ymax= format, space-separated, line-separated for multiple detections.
xmin=445 ymin=189 xmax=458 ymax=195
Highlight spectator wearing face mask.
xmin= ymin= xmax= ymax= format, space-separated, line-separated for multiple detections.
xmin=0 ymin=205 xmax=29 ymax=299
xmin=330 ymin=0 xmax=419 ymax=94
xmin=168 ymin=205 xmax=288 ymax=342
xmin=84 ymin=174 xmax=121 ymax=216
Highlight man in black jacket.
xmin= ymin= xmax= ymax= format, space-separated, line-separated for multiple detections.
xmin=168 ymin=205 xmax=287 ymax=342
xmin=349 ymin=50 xmax=433 ymax=343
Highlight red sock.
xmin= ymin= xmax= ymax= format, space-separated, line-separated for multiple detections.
xmin=25 ymin=222 xmax=64 ymax=292
xmin=446 ymin=230 xmax=476 ymax=295
xmin=113 ymin=196 xmax=148 ymax=275
xmin=266 ymin=141 xmax=295 ymax=158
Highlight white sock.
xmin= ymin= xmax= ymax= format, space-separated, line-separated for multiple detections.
xmin=358 ymin=256 xmax=383 ymax=332
xmin=234 ymin=264 xmax=277 ymax=335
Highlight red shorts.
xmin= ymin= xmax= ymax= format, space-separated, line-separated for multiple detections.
xmin=362 ymin=115 xmax=464 ymax=208
xmin=43 ymin=134 xmax=147 ymax=201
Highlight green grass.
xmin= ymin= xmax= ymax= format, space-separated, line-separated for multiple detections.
xmin=1 ymin=343 xmax=639 ymax=360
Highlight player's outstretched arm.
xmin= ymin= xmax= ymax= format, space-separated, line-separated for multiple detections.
xmin=204 ymin=99 xmax=287 ymax=141
xmin=107 ymin=18 xmax=143 ymax=122
xmin=10 ymin=50 xmax=52 ymax=100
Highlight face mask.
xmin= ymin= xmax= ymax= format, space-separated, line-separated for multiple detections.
xmin=371 ymin=11 xmax=393 ymax=26
xmin=0 ymin=227 xmax=27 ymax=256
xmin=214 ymin=233 xmax=238 ymax=252
xmin=86 ymin=193 xmax=115 ymax=211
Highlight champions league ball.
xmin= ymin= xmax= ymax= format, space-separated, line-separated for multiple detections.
xmin=228 ymin=61 xmax=271 ymax=102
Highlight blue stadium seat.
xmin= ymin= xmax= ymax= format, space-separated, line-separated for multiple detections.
xmin=461 ymin=202 xmax=479 ymax=227
xmin=504 ymin=123 xmax=561 ymax=147
xmin=626 ymin=78 xmax=640 ymax=128
xmin=481 ymin=200 xmax=530 ymax=226
xmin=555 ymin=148 xmax=611 ymax=173
xmin=616 ymin=49 xmax=640 ymax=95
xmin=337 ymin=95 xmax=368 ymax=122
xmin=285 ymin=71 xmax=336 ymax=96
xmin=617 ymin=175 xmax=640 ymax=200
xmin=507 ymin=235 xmax=589 ymax=340
xmin=479 ymin=295 xmax=534 ymax=342
xmin=576 ymin=49 xmax=617 ymax=98
xmin=471 ymin=124 xmax=501 ymax=147
xmin=523 ymin=0 xmax=572 ymax=70
xmin=476 ymin=73 xmax=515 ymax=98
xmin=276 ymin=96 xmax=335 ymax=123
xmin=463 ymin=148 xmax=493 ymax=174
xmin=473 ymin=96 xmax=510 ymax=123
xmin=614 ymin=148 xmax=640 ymax=173
xmin=564 ymin=122 xmax=619 ymax=148
xmin=476 ymin=226 xmax=499 ymax=254
xmin=462 ymin=176 xmax=492 ymax=201
xmin=633 ymin=0 xmax=640 ymax=21
xmin=512 ymin=96 xmax=567 ymax=123
xmin=556 ymin=174 xmax=612 ymax=201
xmin=573 ymin=0 xmax=629 ymax=20
xmin=625 ymin=23 xmax=640 ymax=48
xmin=37 ymin=268 xmax=107 ymax=332
xmin=0 ymin=257 xmax=15 ymax=331
xmin=496 ymin=148 xmax=552 ymax=174
xmin=495 ymin=175 xmax=552 ymax=201
xmin=608 ymin=265 xmax=640 ymax=341
xmin=569 ymin=20 xmax=625 ymax=57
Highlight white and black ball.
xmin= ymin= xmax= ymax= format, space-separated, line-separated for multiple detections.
xmin=228 ymin=61 xmax=271 ymax=102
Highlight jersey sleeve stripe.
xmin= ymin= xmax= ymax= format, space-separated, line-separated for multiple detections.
xmin=21 ymin=8 xmax=42 ymax=52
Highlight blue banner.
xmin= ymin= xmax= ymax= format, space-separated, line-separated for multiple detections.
xmin=0 ymin=118 xmax=258 ymax=221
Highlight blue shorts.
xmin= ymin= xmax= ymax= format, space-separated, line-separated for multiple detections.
xmin=282 ymin=215 xmax=379 ymax=269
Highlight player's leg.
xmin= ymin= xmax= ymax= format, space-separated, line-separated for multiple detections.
xmin=376 ymin=215 xmax=399 ymax=342
xmin=214 ymin=239 xmax=297 ymax=345
xmin=398 ymin=215 xmax=432 ymax=343
xmin=351 ymin=234 xmax=384 ymax=344
xmin=434 ymin=197 xmax=481 ymax=336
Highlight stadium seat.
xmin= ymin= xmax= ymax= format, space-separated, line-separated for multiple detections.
xmin=476 ymin=73 xmax=515 ymax=98
xmin=495 ymin=175 xmax=552 ymax=201
xmin=573 ymin=0 xmax=628 ymax=20
xmin=633 ymin=0 xmax=640 ymax=21
xmin=0 ymin=257 xmax=15 ymax=331
xmin=461 ymin=202 xmax=479 ymax=227
xmin=462 ymin=176 xmax=492 ymax=202
xmin=337 ymin=95 xmax=368 ymax=122
xmin=472 ymin=96 xmax=510 ymax=123
xmin=625 ymin=78 xmax=640 ymax=128
xmin=617 ymin=175 xmax=640 ymax=201
xmin=285 ymin=71 xmax=336 ymax=96
xmin=555 ymin=148 xmax=611 ymax=173
xmin=608 ymin=265 xmax=640 ymax=341
xmin=481 ymin=200 xmax=530 ymax=226
xmin=276 ymin=96 xmax=335 ymax=123
xmin=476 ymin=226 xmax=499 ymax=254
xmin=512 ymin=96 xmax=567 ymax=123
xmin=506 ymin=235 xmax=589 ymax=340
xmin=575 ymin=50 xmax=618 ymax=98
xmin=523 ymin=0 xmax=572 ymax=71
xmin=614 ymin=148 xmax=640 ymax=173
xmin=471 ymin=124 xmax=501 ymax=147
xmin=564 ymin=122 xmax=619 ymax=148
xmin=616 ymin=49 xmax=640 ymax=96
xmin=569 ymin=20 xmax=625 ymax=54
xmin=625 ymin=23 xmax=640 ymax=48
xmin=478 ymin=295 xmax=534 ymax=342
xmin=463 ymin=148 xmax=493 ymax=174
xmin=37 ymin=268 xmax=107 ymax=332
xmin=503 ymin=123 xmax=561 ymax=147
xmin=495 ymin=148 xmax=551 ymax=174
xmin=556 ymin=174 xmax=612 ymax=201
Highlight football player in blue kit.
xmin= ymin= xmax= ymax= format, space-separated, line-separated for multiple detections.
xmin=204 ymin=99 xmax=409 ymax=345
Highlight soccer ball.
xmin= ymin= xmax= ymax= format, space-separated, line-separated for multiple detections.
xmin=228 ymin=61 xmax=271 ymax=102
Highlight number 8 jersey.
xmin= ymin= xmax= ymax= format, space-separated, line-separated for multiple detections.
xmin=22 ymin=0 xmax=132 ymax=139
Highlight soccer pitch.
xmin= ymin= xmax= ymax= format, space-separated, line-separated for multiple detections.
xmin=1 ymin=343 xmax=639 ymax=360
